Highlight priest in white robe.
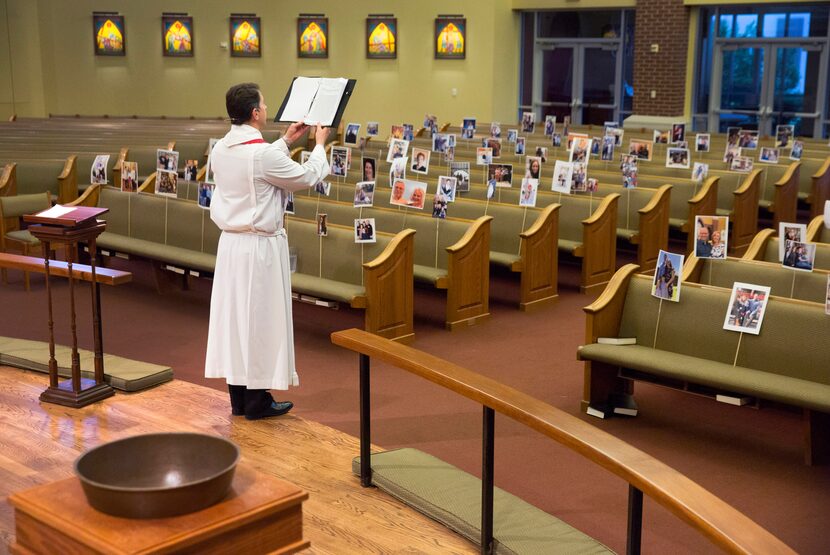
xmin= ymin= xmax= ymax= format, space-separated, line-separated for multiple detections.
xmin=205 ymin=82 xmax=330 ymax=420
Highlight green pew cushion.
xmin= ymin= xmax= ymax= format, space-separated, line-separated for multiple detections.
xmin=489 ymin=251 xmax=521 ymax=268
xmin=578 ymin=343 xmax=830 ymax=413
xmin=616 ymin=228 xmax=637 ymax=241
xmin=757 ymin=200 xmax=772 ymax=209
xmin=668 ymin=217 xmax=685 ymax=229
xmin=0 ymin=336 xmax=172 ymax=392
xmin=353 ymin=448 xmax=612 ymax=555
xmin=290 ymin=273 xmax=365 ymax=304
xmin=97 ymin=232 xmax=216 ymax=272
xmin=716 ymin=208 xmax=731 ymax=217
xmin=6 ymin=230 xmax=39 ymax=245
xmin=558 ymin=238 xmax=581 ymax=253
xmin=414 ymin=264 xmax=447 ymax=285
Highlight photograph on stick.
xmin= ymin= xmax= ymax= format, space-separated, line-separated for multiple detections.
xmin=778 ymin=222 xmax=807 ymax=261
xmin=759 ymin=147 xmax=780 ymax=164
xmin=390 ymin=179 xmax=427 ymax=210
xmin=790 ymin=141 xmax=804 ymax=161
xmin=521 ymin=112 xmax=535 ymax=133
xmin=519 ymin=177 xmax=538 ymax=208
xmin=121 ymin=161 xmax=137 ymax=192
xmin=692 ymin=162 xmax=709 ymax=183
xmin=184 ymin=159 xmax=198 ymax=181
xmin=723 ymin=283 xmax=770 ymax=335
xmin=652 ymin=250 xmax=684 ymax=302
xmin=671 ymin=123 xmax=685 ymax=144
xmin=525 ymin=156 xmax=542 ymax=180
xmin=317 ymin=213 xmax=328 ymax=236
xmin=155 ymin=170 xmax=178 ymax=197
xmin=366 ymin=122 xmax=379 ymax=136
xmin=91 ymin=154 xmax=109 ymax=185
xmin=198 ymin=182 xmax=214 ymax=209
xmin=157 ymin=149 xmax=179 ymax=172
xmin=476 ymin=147 xmax=493 ymax=166
xmin=353 ymin=181 xmax=375 ymax=207
xmin=775 ymin=125 xmax=794 ymax=148
xmin=488 ymin=163 xmax=513 ymax=188
xmin=432 ymin=194 xmax=448 ymax=219
xmin=410 ymin=148 xmax=431 ymax=174
xmin=730 ymin=156 xmax=754 ymax=173
xmin=438 ymin=175 xmax=457 ymax=202
xmin=695 ymin=133 xmax=710 ymax=152
xmin=362 ymin=157 xmax=376 ymax=182
xmin=782 ymin=240 xmax=816 ymax=272
xmin=451 ymin=162 xmax=471 ymax=192
xmin=330 ymin=146 xmax=349 ymax=177
xmin=569 ymin=137 xmax=592 ymax=164
xmin=544 ymin=115 xmax=556 ymax=137
xmin=344 ymin=123 xmax=360 ymax=145
xmin=355 ymin=218 xmax=376 ymax=243
xmin=694 ymin=215 xmax=728 ymax=259
xmin=551 ymin=160 xmax=574 ymax=194
xmin=570 ymin=162 xmax=587 ymax=192
xmin=666 ymin=147 xmax=690 ymax=169
xmin=386 ymin=139 xmax=409 ymax=163
xmin=314 ymin=181 xmax=331 ymax=196
xmin=600 ymin=136 xmax=615 ymax=161
xmin=628 ymin=139 xmax=652 ymax=161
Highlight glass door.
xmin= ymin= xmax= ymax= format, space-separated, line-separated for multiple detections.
xmin=534 ymin=43 xmax=621 ymax=125
xmin=769 ymin=44 xmax=825 ymax=137
xmin=713 ymin=44 xmax=766 ymax=132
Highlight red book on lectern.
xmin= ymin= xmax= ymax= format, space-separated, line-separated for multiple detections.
xmin=23 ymin=205 xmax=109 ymax=228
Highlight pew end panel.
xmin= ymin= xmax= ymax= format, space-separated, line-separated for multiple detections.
xmin=518 ymin=203 xmax=559 ymax=310
xmin=684 ymin=177 xmax=719 ymax=253
xmin=445 ymin=216 xmax=492 ymax=329
xmin=809 ymin=156 xmax=830 ymax=220
xmin=741 ymin=229 xmax=777 ymax=261
xmin=729 ymin=169 xmax=762 ymax=256
xmin=635 ymin=184 xmax=671 ymax=271
xmin=57 ymin=155 xmax=78 ymax=205
xmin=577 ymin=193 xmax=619 ymax=294
xmin=138 ymin=172 xmax=157 ymax=193
xmin=111 ymin=148 xmax=128 ymax=187
xmin=770 ymin=162 xmax=801 ymax=229
xmin=363 ymin=228 xmax=416 ymax=343
xmin=66 ymin=184 xmax=101 ymax=208
xmin=806 ymin=214 xmax=827 ymax=243
xmin=0 ymin=163 xmax=18 ymax=235
xmin=578 ymin=264 xmax=640 ymax=411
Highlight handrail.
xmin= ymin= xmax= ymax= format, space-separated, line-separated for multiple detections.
xmin=331 ymin=327 xmax=795 ymax=555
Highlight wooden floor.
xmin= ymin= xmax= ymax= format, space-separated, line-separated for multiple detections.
xmin=0 ymin=366 xmax=477 ymax=554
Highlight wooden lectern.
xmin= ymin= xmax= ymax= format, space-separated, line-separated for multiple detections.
xmin=23 ymin=205 xmax=114 ymax=408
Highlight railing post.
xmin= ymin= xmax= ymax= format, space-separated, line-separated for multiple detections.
xmin=627 ymin=484 xmax=643 ymax=555
xmin=481 ymin=406 xmax=495 ymax=555
xmin=360 ymin=353 xmax=372 ymax=487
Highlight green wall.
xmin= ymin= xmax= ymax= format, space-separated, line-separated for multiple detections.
xmin=0 ymin=0 xmax=520 ymax=132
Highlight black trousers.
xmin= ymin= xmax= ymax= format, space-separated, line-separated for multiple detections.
xmin=228 ymin=385 xmax=274 ymax=417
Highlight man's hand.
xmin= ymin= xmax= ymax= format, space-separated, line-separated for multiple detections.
xmin=315 ymin=124 xmax=330 ymax=147
xmin=283 ymin=122 xmax=310 ymax=147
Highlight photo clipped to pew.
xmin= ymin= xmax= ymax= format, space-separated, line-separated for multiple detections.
xmin=694 ymin=215 xmax=728 ymax=259
xmin=782 ymin=240 xmax=816 ymax=272
xmin=778 ymin=222 xmax=807 ymax=262
xmin=91 ymin=154 xmax=110 ymax=185
xmin=723 ymin=282 xmax=771 ymax=335
xmin=120 ymin=161 xmax=138 ymax=193
xmin=651 ymin=250 xmax=684 ymax=302
xmin=353 ymin=181 xmax=375 ymax=208
xmin=354 ymin=218 xmax=376 ymax=243
xmin=198 ymin=182 xmax=214 ymax=209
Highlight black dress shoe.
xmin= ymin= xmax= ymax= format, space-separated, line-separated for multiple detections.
xmin=245 ymin=401 xmax=293 ymax=421
xmin=228 ymin=385 xmax=246 ymax=416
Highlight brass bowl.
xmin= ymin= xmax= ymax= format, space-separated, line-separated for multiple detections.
xmin=75 ymin=433 xmax=240 ymax=519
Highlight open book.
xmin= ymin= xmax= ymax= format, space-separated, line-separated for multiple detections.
xmin=275 ymin=77 xmax=356 ymax=128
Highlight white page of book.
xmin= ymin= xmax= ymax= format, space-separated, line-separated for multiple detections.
xmin=37 ymin=205 xmax=74 ymax=218
xmin=279 ymin=77 xmax=321 ymax=122
xmin=304 ymin=78 xmax=349 ymax=126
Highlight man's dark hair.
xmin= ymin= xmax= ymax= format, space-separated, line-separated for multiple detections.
xmin=226 ymin=83 xmax=261 ymax=125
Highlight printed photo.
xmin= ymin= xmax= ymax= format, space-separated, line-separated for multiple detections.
xmin=451 ymin=161 xmax=471 ymax=192
xmin=782 ymin=240 xmax=816 ymax=272
xmin=476 ymin=147 xmax=493 ymax=166
xmin=184 ymin=159 xmax=198 ymax=181
xmin=759 ymin=147 xmax=780 ymax=164
xmin=723 ymin=144 xmax=741 ymax=165
xmin=567 ymin=132 xmax=588 ymax=151
xmin=521 ymin=112 xmax=535 ymax=133
xmin=205 ymin=138 xmax=219 ymax=184
xmin=386 ymin=139 xmax=409 ymax=163
xmin=790 ymin=141 xmax=804 ymax=161
xmin=652 ymin=250 xmax=684 ymax=302
xmin=507 ymin=129 xmax=518 ymax=144
xmin=723 ymin=283 xmax=771 ymax=335
xmin=354 ymin=181 xmax=375 ymax=207
xmin=778 ymin=222 xmax=807 ymax=262
xmin=390 ymin=179 xmax=427 ymax=209
xmin=330 ymin=146 xmax=349 ymax=177
xmin=552 ymin=133 xmax=562 ymax=147
xmin=317 ymin=213 xmax=328 ymax=237
xmin=606 ymin=127 xmax=624 ymax=147
xmin=692 ymin=162 xmax=709 ymax=184
xmin=301 ymin=150 xmax=311 ymax=165
xmin=155 ymin=169 xmax=178 ymax=197
xmin=621 ymin=154 xmax=638 ymax=189
xmin=600 ymin=136 xmax=615 ymax=161
xmin=314 ymin=181 xmax=331 ymax=196
xmin=666 ymin=147 xmax=690 ymax=169
xmin=551 ymin=160 xmax=574 ymax=194
xmin=726 ymin=126 xmax=741 ymax=145
xmin=423 ymin=114 xmax=438 ymax=131
xmin=775 ymin=125 xmax=794 ymax=148
xmin=462 ymin=118 xmax=476 ymax=139
xmin=628 ymin=139 xmax=652 ymax=161
xmin=525 ymin=156 xmax=542 ymax=180
xmin=284 ymin=192 xmax=294 ymax=214
xmin=590 ymin=138 xmax=601 ymax=157
xmin=534 ymin=146 xmax=548 ymax=164
xmin=515 ymin=137 xmax=526 ymax=156
xmin=586 ymin=178 xmax=598 ymax=193
xmin=389 ymin=157 xmax=407 ymax=185
xmin=488 ymin=163 xmax=513 ymax=188
xmin=91 ymin=154 xmax=109 ymax=185
xmin=437 ymin=175 xmax=457 ymax=202
xmin=730 ymin=156 xmax=754 ymax=173
xmin=355 ymin=218 xmax=376 ymax=243
xmin=362 ymin=157 xmax=376 ymax=182
xmin=738 ymin=130 xmax=759 ymax=150
xmin=121 ymin=161 xmax=137 ymax=192
xmin=519 ymin=177 xmax=538 ymax=208
xmin=676 ymin=141 xmax=689 ymax=150
xmin=444 ymin=146 xmax=455 ymax=162
xmin=344 ymin=123 xmax=360 ymax=145
xmin=411 ymin=148 xmax=431 ymax=174
xmin=432 ymin=194 xmax=448 ymax=219
xmin=432 ymin=133 xmax=449 ymax=154
xmin=570 ymin=137 xmax=592 ymax=164
xmin=156 ymin=149 xmax=179 ymax=172
xmin=391 ymin=125 xmax=404 ymax=139
xmin=490 ymin=121 xmax=501 ymax=138
xmin=403 ymin=124 xmax=415 ymax=142
xmin=366 ymin=122 xmax=379 ymax=136
xmin=694 ymin=215 xmax=729 ymax=259
xmin=198 ymin=182 xmax=214 ymax=209
xmin=695 ymin=133 xmax=711 ymax=152
xmin=544 ymin=115 xmax=556 ymax=137
xmin=484 ymin=137 xmax=502 ymax=158
xmin=570 ymin=162 xmax=587 ymax=192
xmin=653 ymin=129 xmax=670 ymax=144
xmin=826 ymin=274 xmax=830 ymax=316
xmin=671 ymin=123 xmax=686 ymax=144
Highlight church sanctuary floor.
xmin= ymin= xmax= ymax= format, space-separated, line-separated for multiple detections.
xmin=0 ymin=369 xmax=478 ymax=554
xmin=2 ymin=252 xmax=830 ymax=554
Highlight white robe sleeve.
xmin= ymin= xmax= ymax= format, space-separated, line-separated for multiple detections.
xmin=273 ymin=138 xmax=291 ymax=156
xmin=259 ymin=143 xmax=329 ymax=192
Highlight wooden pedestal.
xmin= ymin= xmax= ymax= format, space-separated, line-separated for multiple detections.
xmin=8 ymin=463 xmax=309 ymax=554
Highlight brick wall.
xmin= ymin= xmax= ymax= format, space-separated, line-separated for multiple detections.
xmin=632 ymin=0 xmax=690 ymax=117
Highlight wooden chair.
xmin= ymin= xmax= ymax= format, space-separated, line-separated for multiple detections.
xmin=0 ymin=192 xmax=52 ymax=290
